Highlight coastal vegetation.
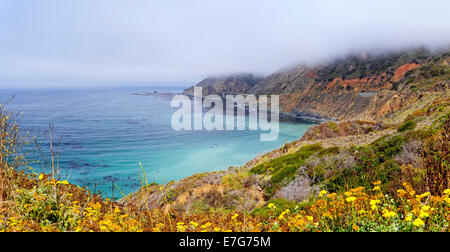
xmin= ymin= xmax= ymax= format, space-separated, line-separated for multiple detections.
xmin=1 ymin=48 xmax=449 ymax=232
xmin=1 ymin=162 xmax=449 ymax=232
xmin=1 ymin=92 xmax=449 ymax=232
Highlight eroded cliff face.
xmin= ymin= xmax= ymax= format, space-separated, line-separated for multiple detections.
xmin=251 ymin=48 xmax=449 ymax=122
xmin=183 ymin=48 xmax=449 ymax=122
xmin=122 ymin=48 xmax=450 ymax=212
xmin=278 ymin=90 xmax=427 ymax=122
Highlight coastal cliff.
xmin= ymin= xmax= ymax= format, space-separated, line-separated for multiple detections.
xmin=121 ymin=47 xmax=450 ymax=215
xmin=1 ymin=47 xmax=449 ymax=232
xmin=251 ymin=48 xmax=449 ymax=122
xmin=185 ymin=48 xmax=449 ymax=122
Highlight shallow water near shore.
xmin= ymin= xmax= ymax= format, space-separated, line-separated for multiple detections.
xmin=0 ymin=86 xmax=314 ymax=198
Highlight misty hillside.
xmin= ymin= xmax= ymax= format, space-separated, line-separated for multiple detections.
xmin=252 ymin=48 xmax=449 ymax=121
xmin=183 ymin=73 xmax=263 ymax=97
xmin=186 ymin=47 xmax=449 ymax=122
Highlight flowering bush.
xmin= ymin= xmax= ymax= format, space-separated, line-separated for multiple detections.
xmin=1 ymin=169 xmax=449 ymax=232
xmin=1 ymin=100 xmax=449 ymax=232
xmin=278 ymin=182 xmax=450 ymax=232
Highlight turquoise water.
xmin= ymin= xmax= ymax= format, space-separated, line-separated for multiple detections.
xmin=0 ymin=86 xmax=314 ymax=197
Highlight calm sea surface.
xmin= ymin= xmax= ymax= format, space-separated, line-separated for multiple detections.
xmin=0 ymin=86 xmax=314 ymax=197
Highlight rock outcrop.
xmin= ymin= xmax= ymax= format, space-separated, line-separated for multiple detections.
xmin=183 ymin=73 xmax=263 ymax=97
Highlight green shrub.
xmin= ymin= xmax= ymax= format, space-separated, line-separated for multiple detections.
xmin=15 ymin=183 xmax=70 ymax=229
xmin=324 ymin=134 xmax=406 ymax=192
xmin=371 ymin=134 xmax=405 ymax=162
xmin=306 ymin=163 xmax=327 ymax=182
xmin=251 ymin=144 xmax=323 ymax=197
xmin=431 ymin=111 xmax=450 ymax=130
xmin=318 ymin=146 xmax=340 ymax=157
xmin=251 ymin=144 xmax=323 ymax=175
xmin=327 ymin=121 xmax=339 ymax=133
xmin=222 ymin=170 xmax=249 ymax=190
xmin=404 ymin=129 xmax=432 ymax=141
xmin=398 ymin=120 xmax=416 ymax=132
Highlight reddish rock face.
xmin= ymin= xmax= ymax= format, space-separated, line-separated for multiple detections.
xmin=325 ymin=74 xmax=391 ymax=92
xmin=392 ymin=63 xmax=420 ymax=82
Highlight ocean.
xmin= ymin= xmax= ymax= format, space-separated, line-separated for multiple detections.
xmin=0 ymin=86 xmax=314 ymax=198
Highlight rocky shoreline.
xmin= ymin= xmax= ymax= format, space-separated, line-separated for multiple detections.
xmin=121 ymin=48 xmax=449 ymax=213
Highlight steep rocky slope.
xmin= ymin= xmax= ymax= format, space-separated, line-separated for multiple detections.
xmin=184 ymin=48 xmax=449 ymax=122
xmin=250 ymin=48 xmax=449 ymax=121
xmin=121 ymin=94 xmax=449 ymax=212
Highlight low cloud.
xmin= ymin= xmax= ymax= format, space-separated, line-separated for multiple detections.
xmin=0 ymin=0 xmax=449 ymax=87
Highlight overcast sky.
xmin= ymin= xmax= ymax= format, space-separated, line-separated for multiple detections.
xmin=0 ymin=0 xmax=449 ymax=88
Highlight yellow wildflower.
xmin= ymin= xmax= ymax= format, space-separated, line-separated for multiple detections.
xmin=327 ymin=193 xmax=337 ymax=199
xmin=413 ymin=218 xmax=425 ymax=227
xmin=419 ymin=211 xmax=429 ymax=218
xmin=346 ymin=196 xmax=356 ymax=203
xmin=370 ymin=199 xmax=381 ymax=205
xmin=421 ymin=192 xmax=431 ymax=197
xmin=369 ymin=199 xmax=380 ymax=210
xmin=397 ymin=189 xmax=407 ymax=196
xmin=201 ymin=222 xmax=212 ymax=229
xmin=373 ymin=181 xmax=381 ymax=186
xmin=176 ymin=225 xmax=187 ymax=232
xmin=278 ymin=209 xmax=290 ymax=220
xmin=382 ymin=210 xmax=396 ymax=218
xmin=189 ymin=221 xmax=199 ymax=228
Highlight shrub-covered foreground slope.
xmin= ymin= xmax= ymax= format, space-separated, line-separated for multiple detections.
xmin=1 ymin=100 xmax=449 ymax=232
xmin=3 ymin=91 xmax=448 ymax=232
